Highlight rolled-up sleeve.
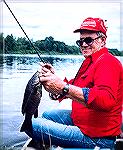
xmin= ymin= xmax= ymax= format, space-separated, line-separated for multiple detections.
xmin=87 ymin=57 xmax=121 ymax=111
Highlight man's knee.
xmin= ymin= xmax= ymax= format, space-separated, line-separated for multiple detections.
xmin=42 ymin=110 xmax=56 ymax=120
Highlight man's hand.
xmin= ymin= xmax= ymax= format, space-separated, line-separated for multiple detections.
xmin=39 ymin=63 xmax=55 ymax=74
xmin=39 ymin=63 xmax=66 ymax=94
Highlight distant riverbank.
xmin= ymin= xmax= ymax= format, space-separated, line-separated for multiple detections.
xmin=1 ymin=34 xmax=123 ymax=56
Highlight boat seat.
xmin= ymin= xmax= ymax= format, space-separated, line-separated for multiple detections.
xmin=114 ymin=122 xmax=123 ymax=150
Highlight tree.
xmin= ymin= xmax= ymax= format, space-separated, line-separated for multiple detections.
xmin=109 ymin=48 xmax=123 ymax=56
xmin=16 ymin=37 xmax=34 ymax=54
xmin=43 ymin=36 xmax=54 ymax=53
xmin=0 ymin=33 xmax=3 ymax=54
xmin=4 ymin=34 xmax=17 ymax=54
xmin=3 ymin=34 xmax=122 ymax=56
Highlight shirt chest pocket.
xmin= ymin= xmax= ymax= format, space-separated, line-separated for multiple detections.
xmin=81 ymin=73 xmax=94 ymax=88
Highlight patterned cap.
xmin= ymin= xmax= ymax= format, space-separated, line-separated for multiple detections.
xmin=74 ymin=17 xmax=107 ymax=36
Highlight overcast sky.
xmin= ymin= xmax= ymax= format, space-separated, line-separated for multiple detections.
xmin=2 ymin=1 xmax=123 ymax=51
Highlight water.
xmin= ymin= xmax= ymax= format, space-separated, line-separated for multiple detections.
xmin=0 ymin=54 xmax=123 ymax=149
xmin=0 ymin=54 xmax=84 ymax=149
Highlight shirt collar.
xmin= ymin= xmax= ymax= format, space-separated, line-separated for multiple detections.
xmin=90 ymin=47 xmax=108 ymax=63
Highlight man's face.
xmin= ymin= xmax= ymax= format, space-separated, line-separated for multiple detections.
xmin=79 ymin=31 xmax=104 ymax=58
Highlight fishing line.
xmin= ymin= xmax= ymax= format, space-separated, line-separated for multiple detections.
xmin=3 ymin=0 xmax=85 ymax=106
xmin=4 ymin=1 xmax=66 ymax=148
xmin=3 ymin=1 xmax=85 ymax=149
xmin=3 ymin=0 xmax=66 ymax=72
xmin=3 ymin=0 xmax=81 ymax=75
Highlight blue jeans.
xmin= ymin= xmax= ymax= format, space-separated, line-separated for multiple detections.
xmin=26 ymin=109 xmax=115 ymax=149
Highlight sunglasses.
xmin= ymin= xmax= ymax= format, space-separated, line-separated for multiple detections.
xmin=76 ymin=36 xmax=101 ymax=47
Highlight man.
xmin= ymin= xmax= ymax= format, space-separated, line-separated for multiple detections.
xmin=26 ymin=17 xmax=123 ymax=149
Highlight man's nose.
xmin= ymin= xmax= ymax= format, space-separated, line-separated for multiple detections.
xmin=82 ymin=41 xmax=88 ymax=47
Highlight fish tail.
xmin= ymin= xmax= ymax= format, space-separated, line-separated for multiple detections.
xmin=20 ymin=115 xmax=32 ymax=133
xmin=34 ymin=109 xmax=38 ymax=118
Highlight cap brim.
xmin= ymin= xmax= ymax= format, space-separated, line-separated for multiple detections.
xmin=73 ymin=28 xmax=100 ymax=33
xmin=73 ymin=29 xmax=82 ymax=33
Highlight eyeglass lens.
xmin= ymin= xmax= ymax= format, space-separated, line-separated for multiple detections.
xmin=76 ymin=37 xmax=93 ymax=47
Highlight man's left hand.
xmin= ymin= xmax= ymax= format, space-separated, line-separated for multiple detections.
xmin=39 ymin=65 xmax=65 ymax=94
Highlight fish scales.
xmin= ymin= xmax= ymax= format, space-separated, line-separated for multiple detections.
xmin=20 ymin=71 xmax=42 ymax=133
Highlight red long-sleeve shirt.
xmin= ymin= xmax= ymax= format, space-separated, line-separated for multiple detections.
xmin=71 ymin=47 xmax=123 ymax=137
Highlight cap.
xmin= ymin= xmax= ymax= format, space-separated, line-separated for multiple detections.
xmin=74 ymin=17 xmax=107 ymax=36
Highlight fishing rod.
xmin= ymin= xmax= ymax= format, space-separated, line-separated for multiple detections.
xmin=3 ymin=0 xmax=84 ymax=86
xmin=3 ymin=0 xmax=44 ymax=62
xmin=3 ymin=0 xmax=71 ymax=77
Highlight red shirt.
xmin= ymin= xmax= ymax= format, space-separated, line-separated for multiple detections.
xmin=71 ymin=47 xmax=123 ymax=137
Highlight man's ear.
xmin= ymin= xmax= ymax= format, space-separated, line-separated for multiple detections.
xmin=101 ymin=37 xmax=106 ymax=47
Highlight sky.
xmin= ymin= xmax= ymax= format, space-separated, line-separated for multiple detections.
xmin=1 ymin=0 xmax=123 ymax=51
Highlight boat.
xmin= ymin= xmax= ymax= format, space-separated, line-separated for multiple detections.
xmin=21 ymin=136 xmax=123 ymax=150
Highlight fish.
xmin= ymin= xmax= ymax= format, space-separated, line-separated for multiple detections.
xmin=20 ymin=71 xmax=42 ymax=133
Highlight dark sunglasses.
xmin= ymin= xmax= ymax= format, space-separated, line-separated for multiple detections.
xmin=76 ymin=36 xmax=101 ymax=47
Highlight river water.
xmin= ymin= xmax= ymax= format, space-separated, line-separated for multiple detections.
xmin=0 ymin=54 xmax=84 ymax=149
xmin=0 ymin=54 xmax=123 ymax=149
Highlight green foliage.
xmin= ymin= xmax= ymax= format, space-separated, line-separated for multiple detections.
xmin=16 ymin=37 xmax=34 ymax=54
xmin=4 ymin=34 xmax=17 ymax=54
xmin=1 ymin=33 xmax=123 ymax=56
xmin=2 ymin=34 xmax=81 ymax=55
xmin=108 ymin=48 xmax=123 ymax=56
xmin=0 ymin=33 xmax=3 ymax=54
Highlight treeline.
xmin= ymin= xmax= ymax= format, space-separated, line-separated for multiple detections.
xmin=0 ymin=33 xmax=80 ymax=55
xmin=0 ymin=33 xmax=123 ymax=56
xmin=108 ymin=48 xmax=123 ymax=56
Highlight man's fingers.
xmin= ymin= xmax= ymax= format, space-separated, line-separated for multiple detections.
xmin=42 ymin=66 xmax=50 ymax=72
xmin=39 ymin=63 xmax=55 ymax=74
xmin=39 ymin=76 xmax=49 ymax=82
xmin=42 ymin=63 xmax=55 ymax=73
